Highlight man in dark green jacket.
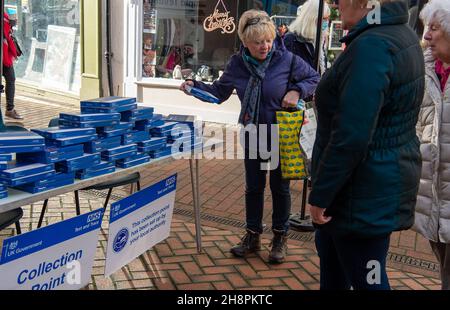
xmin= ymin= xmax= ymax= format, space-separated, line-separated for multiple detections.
xmin=307 ymin=0 xmax=425 ymax=290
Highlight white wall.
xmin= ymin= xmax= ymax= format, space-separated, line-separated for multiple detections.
xmin=138 ymin=83 xmax=240 ymax=124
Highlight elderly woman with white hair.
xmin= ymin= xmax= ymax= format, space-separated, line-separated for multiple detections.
xmin=284 ymin=0 xmax=331 ymax=73
xmin=414 ymin=0 xmax=450 ymax=290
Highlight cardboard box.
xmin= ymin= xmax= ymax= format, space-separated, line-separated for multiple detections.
xmin=0 ymin=132 xmax=45 ymax=146
xmin=0 ymin=191 xmax=8 ymax=199
xmin=116 ymin=153 xmax=149 ymax=165
xmin=0 ymin=163 xmax=54 ymax=179
xmin=0 ymin=145 xmax=45 ymax=154
xmin=80 ymin=96 xmax=136 ymax=108
xmin=17 ymin=145 xmax=84 ymax=164
xmin=57 ymin=153 xmax=101 ymax=172
xmin=59 ymin=119 xmax=119 ymax=129
xmin=76 ymin=167 xmax=116 ymax=180
xmin=15 ymin=177 xmax=75 ymax=194
xmin=102 ymin=144 xmax=137 ymax=156
xmin=98 ymin=122 xmax=134 ymax=132
xmin=60 ymin=113 xmax=121 ymax=122
xmin=31 ymin=127 xmax=97 ymax=139
xmin=46 ymin=134 xmax=98 ymax=147
xmin=102 ymin=150 xmax=138 ymax=162
xmin=0 ymin=170 xmax=56 ymax=187
xmin=121 ymin=131 xmax=150 ymax=145
xmin=0 ymin=161 xmax=16 ymax=170
xmin=81 ymin=103 xmax=138 ymax=114
xmin=116 ymin=156 xmax=150 ymax=169
xmin=0 ymin=154 xmax=14 ymax=161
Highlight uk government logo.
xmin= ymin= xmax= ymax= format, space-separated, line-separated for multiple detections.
xmin=113 ymin=228 xmax=129 ymax=253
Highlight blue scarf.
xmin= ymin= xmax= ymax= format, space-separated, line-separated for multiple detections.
xmin=239 ymin=46 xmax=274 ymax=125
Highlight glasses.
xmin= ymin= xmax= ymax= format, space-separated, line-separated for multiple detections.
xmin=242 ymin=16 xmax=270 ymax=33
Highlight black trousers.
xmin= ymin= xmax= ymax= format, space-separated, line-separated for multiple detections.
xmin=2 ymin=65 xmax=16 ymax=111
xmin=244 ymin=157 xmax=291 ymax=234
xmin=315 ymin=228 xmax=391 ymax=290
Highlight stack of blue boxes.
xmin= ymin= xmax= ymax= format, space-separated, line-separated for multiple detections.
xmin=0 ymin=96 xmax=203 ymax=199
xmin=80 ymin=96 xmax=153 ymax=169
xmin=0 ymin=132 xmax=50 ymax=197
xmin=165 ymin=114 xmax=203 ymax=153
xmin=15 ymin=127 xmax=100 ymax=193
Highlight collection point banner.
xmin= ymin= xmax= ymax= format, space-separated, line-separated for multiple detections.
xmin=105 ymin=174 xmax=177 ymax=276
xmin=0 ymin=209 xmax=104 ymax=290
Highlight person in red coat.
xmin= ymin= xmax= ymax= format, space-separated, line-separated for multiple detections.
xmin=2 ymin=12 xmax=22 ymax=119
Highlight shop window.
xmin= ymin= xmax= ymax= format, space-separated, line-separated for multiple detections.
xmin=139 ymin=0 xmax=301 ymax=82
xmin=140 ymin=0 xmax=244 ymax=82
xmin=7 ymin=0 xmax=80 ymax=94
xmin=268 ymin=0 xmax=306 ymax=16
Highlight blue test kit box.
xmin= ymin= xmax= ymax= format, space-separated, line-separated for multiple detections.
xmin=60 ymin=113 xmax=121 ymax=122
xmin=80 ymin=96 xmax=136 ymax=108
xmin=0 ymin=132 xmax=45 ymax=147
xmin=32 ymin=127 xmax=96 ymax=139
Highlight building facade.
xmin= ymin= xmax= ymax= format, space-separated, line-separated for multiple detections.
xmin=105 ymin=0 xmax=305 ymax=124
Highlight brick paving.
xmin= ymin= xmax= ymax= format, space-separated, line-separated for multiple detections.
xmin=0 ymin=92 xmax=443 ymax=290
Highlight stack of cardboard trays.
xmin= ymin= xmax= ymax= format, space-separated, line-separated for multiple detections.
xmin=13 ymin=127 xmax=100 ymax=193
xmin=79 ymin=96 xmax=157 ymax=169
xmin=0 ymin=154 xmax=14 ymax=199
xmin=0 ymin=98 xmax=199 ymax=198
xmin=0 ymin=183 xmax=7 ymax=199
xmin=149 ymin=122 xmax=181 ymax=158
xmin=165 ymin=114 xmax=203 ymax=153
xmin=0 ymin=132 xmax=49 ymax=198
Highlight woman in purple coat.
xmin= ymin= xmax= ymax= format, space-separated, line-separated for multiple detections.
xmin=180 ymin=9 xmax=320 ymax=264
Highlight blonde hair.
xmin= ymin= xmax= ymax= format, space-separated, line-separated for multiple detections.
xmin=238 ymin=10 xmax=276 ymax=44
xmin=289 ymin=0 xmax=330 ymax=42
xmin=420 ymin=0 xmax=450 ymax=38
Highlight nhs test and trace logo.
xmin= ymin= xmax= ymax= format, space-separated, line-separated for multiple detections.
xmin=113 ymin=228 xmax=129 ymax=253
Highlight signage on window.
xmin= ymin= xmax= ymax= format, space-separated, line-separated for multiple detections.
xmin=203 ymin=0 xmax=236 ymax=34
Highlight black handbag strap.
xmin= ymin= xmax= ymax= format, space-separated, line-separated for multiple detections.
xmin=289 ymin=53 xmax=297 ymax=84
xmin=284 ymin=54 xmax=299 ymax=112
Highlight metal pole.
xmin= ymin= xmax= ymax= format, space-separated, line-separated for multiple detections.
xmin=289 ymin=0 xmax=324 ymax=232
xmin=190 ymin=158 xmax=202 ymax=252
xmin=105 ymin=0 xmax=114 ymax=96
xmin=313 ymin=0 xmax=325 ymax=72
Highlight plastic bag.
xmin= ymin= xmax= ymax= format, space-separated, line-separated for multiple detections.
xmin=276 ymin=109 xmax=307 ymax=180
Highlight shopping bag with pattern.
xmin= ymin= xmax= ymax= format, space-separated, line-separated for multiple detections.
xmin=276 ymin=110 xmax=307 ymax=180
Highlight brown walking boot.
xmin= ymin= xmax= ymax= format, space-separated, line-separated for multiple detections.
xmin=5 ymin=109 xmax=23 ymax=120
xmin=268 ymin=229 xmax=288 ymax=264
xmin=230 ymin=229 xmax=261 ymax=257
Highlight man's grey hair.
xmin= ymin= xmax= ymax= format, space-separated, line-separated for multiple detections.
xmin=420 ymin=0 xmax=450 ymax=37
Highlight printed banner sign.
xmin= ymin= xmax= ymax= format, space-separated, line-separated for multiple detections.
xmin=300 ymin=107 xmax=317 ymax=159
xmin=0 ymin=209 xmax=104 ymax=290
xmin=104 ymin=174 xmax=177 ymax=276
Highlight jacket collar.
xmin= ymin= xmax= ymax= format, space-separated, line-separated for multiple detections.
xmin=290 ymin=32 xmax=313 ymax=44
xmin=341 ymin=1 xmax=409 ymax=45
xmin=424 ymin=48 xmax=441 ymax=85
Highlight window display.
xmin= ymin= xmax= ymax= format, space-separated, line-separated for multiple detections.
xmin=6 ymin=0 xmax=80 ymax=93
xmin=140 ymin=0 xmax=241 ymax=82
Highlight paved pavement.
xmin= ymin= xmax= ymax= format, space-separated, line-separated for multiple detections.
xmin=0 ymin=92 xmax=442 ymax=290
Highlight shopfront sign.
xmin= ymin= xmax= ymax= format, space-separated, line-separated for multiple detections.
xmin=203 ymin=0 xmax=236 ymax=34
xmin=0 ymin=209 xmax=104 ymax=290
xmin=104 ymin=174 xmax=177 ymax=276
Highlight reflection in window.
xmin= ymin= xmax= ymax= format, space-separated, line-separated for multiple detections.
xmin=7 ymin=0 xmax=80 ymax=93
xmin=142 ymin=0 xmax=242 ymax=82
